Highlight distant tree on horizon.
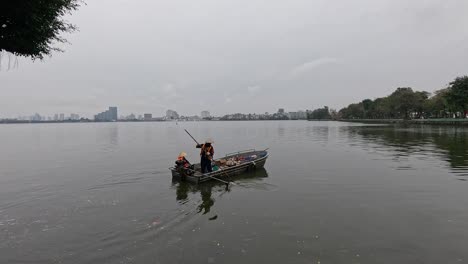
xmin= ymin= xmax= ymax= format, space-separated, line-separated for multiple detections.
xmin=308 ymin=106 xmax=331 ymax=120
xmin=445 ymin=76 xmax=468 ymax=116
xmin=338 ymin=75 xmax=468 ymax=120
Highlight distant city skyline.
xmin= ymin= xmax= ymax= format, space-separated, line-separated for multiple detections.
xmin=0 ymin=106 xmax=314 ymax=120
xmin=1 ymin=106 xmax=313 ymax=121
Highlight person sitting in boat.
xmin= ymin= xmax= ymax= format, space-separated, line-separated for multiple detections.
xmin=196 ymin=139 xmax=214 ymax=173
xmin=175 ymin=152 xmax=191 ymax=168
xmin=175 ymin=152 xmax=193 ymax=174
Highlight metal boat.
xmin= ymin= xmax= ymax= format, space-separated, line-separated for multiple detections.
xmin=170 ymin=149 xmax=269 ymax=184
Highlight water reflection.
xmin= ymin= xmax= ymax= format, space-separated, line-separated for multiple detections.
xmin=96 ymin=123 xmax=119 ymax=149
xmin=197 ymin=184 xmax=215 ymax=215
xmin=346 ymin=126 xmax=468 ymax=176
xmin=311 ymin=125 xmax=330 ymax=144
xmin=172 ymin=168 xmax=269 ymax=215
xmin=432 ymin=131 xmax=468 ymax=171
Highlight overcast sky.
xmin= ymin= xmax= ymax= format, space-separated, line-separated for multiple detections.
xmin=2 ymin=0 xmax=468 ymax=118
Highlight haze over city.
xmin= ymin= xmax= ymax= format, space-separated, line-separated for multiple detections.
xmin=2 ymin=0 xmax=468 ymax=118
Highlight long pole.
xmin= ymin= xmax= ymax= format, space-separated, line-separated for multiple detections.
xmin=184 ymin=129 xmax=200 ymax=145
xmin=205 ymin=174 xmax=230 ymax=185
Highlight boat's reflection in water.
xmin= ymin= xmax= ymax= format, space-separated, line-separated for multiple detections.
xmin=172 ymin=168 xmax=269 ymax=215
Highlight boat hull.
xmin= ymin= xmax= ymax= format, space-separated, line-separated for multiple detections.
xmin=170 ymin=150 xmax=268 ymax=184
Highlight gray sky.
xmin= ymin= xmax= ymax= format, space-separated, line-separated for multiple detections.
xmin=2 ymin=0 xmax=468 ymax=118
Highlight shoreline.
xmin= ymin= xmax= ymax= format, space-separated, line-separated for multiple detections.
xmin=3 ymin=119 xmax=468 ymax=126
xmin=338 ymin=119 xmax=468 ymax=126
xmin=0 ymin=119 xmax=304 ymax=125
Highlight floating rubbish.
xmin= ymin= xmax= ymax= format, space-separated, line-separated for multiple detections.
xmin=209 ymin=215 xmax=218 ymax=221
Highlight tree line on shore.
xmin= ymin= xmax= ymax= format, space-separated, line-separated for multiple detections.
xmin=309 ymin=76 xmax=468 ymax=120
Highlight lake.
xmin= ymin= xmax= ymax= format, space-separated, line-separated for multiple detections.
xmin=1 ymin=121 xmax=467 ymax=264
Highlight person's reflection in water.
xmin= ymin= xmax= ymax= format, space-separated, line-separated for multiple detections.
xmin=174 ymin=169 xmax=269 ymax=216
xmin=174 ymin=182 xmax=215 ymax=214
xmin=175 ymin=182 xmax=190 ymax=202
xmin=197 ymin=184 xmax=214 ymax=215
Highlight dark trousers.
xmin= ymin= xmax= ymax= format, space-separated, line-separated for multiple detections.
xmin=200 ymin=157 xmax=212 ymax=173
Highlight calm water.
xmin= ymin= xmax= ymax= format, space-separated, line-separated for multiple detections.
xmin=1 ymin=121 xmax=468 ymax=264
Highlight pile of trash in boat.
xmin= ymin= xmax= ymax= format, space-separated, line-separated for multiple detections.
xmin=215 ymin=154 xmax=258 ymax=167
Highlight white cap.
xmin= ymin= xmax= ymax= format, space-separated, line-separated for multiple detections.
xmin=205 ymin=138 xmax=214 ymax=144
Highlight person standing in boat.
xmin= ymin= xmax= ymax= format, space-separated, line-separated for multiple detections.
xmin=196 ymin=139 xmax=214 ymax=173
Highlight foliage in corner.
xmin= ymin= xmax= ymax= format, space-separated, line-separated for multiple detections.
xmin=0 ymin=0 xmax=82 ymax=60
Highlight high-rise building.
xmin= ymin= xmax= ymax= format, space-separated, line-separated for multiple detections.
xmin=278 ymin=108 xmax=285 ymax=114
xmin=109 ymin=107 xmax=118 ymax=121
xmin=54 ymin=114 xmax=59 ymax=121
xmin=95 ymin=107 xmax=118 ymax=121
xmin=201 ymin=111 xmax=211 ymax=119
xmin=59 ymin=113 xmax=65 ymax=121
